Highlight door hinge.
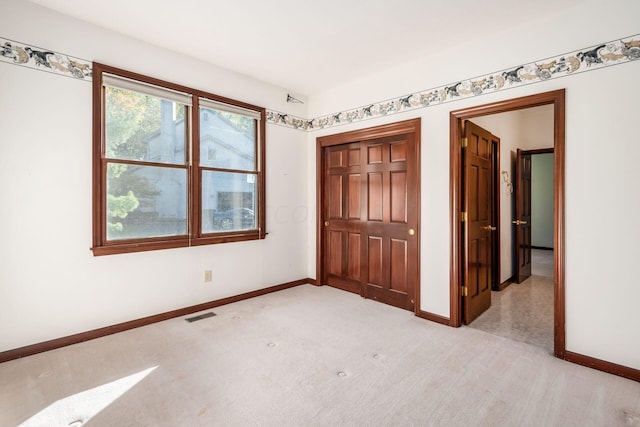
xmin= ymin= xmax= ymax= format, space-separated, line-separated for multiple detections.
xmin=461 ymin=137 xmax=468 ymax=148
xmin=460 ymin=212 xmax=467 ymax=222
xmin=461 ymin=286 xmax=468 ymax=297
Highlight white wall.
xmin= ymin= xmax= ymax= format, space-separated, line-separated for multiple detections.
xmin=473 ymin=106 xmax=554 ymax=282
xmin=532 ymin=153 xmax=554 ymax=248
xmin=0 ymin=0 xmax=309 ymax=352
xmin=307 ymin=0 xmax=640 ymax=370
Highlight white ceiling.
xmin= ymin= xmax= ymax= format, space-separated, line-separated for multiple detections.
xmin=28 ymin=0 xmax=585 ymax=95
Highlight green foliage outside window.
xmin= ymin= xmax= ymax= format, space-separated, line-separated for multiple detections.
xmin=105 ymin=88 xmax=185 ymax=236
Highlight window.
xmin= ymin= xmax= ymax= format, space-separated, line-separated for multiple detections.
xmin=92 ymin=63 xmax=266 ymax=255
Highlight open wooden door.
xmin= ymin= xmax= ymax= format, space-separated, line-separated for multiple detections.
xmin=320 ymin=120 xmax=419 ymax=312
xmin=462 ymin=121 xmax=494 ymax=324
xmin=514 ymin=149 xmax=532 ymax=283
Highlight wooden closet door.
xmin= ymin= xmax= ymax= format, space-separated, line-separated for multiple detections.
xmin=320 ymin=120 xmax=419 ymax=312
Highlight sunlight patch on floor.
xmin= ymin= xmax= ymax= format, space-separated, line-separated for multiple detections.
xmin=18 ymin=366 xmax=157 ymax=427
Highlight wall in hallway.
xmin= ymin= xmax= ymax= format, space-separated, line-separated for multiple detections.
xmin=532 ymin=153 xmax=554 ymax=248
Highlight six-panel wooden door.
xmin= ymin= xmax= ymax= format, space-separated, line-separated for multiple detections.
xmin=462 ymin=121 xmax=494 ymax=324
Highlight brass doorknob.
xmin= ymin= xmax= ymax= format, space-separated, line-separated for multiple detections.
xmin=482 ymin=225 xmax=497 ymax=231
xmin=324 ymin=221 xmax=329 ymax=227
xmin=408 ymin=228 xmax=415 ymax=236
xmin=512 ymin=220 xmax=528 ymax=225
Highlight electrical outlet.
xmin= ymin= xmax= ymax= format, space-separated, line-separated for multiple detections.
xmin=204 ymin=270 xmax=212 ymax=283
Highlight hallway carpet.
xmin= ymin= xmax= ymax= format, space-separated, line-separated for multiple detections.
xmin=1 ymin=284 xmax=639 ymax=426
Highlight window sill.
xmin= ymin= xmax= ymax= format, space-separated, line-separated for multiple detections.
xmin=92 ymin=231 xmax=267 ymax=256
xmin=191 ymin=230 xmax=266 ymax=246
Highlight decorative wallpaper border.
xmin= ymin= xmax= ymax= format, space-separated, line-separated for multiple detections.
xmin=267 ymin=33 xmax=640 ymax=131
xmin=0 ymin=36 xmax=92 ymax=80
xmin=2 ymin=34 xmax=638 ymax=131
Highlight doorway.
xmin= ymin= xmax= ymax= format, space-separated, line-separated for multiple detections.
xmin=469 ymin=146 xmax=555 ymax=351
xmin=449 ymin=90 xmax=565 ymax=358
xmin=316 ymin=119 xmax=421 ymax=313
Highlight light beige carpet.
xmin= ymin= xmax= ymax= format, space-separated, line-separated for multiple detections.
xmin=1 ymin=284 xmax=639 ymax=426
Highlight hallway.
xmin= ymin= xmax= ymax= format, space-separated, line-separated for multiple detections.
xmin=467 ymin=249 xmax=554 ymax=353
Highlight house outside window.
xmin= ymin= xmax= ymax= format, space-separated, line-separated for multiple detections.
xmin=92 ymin=63 xmax=266 ymax=255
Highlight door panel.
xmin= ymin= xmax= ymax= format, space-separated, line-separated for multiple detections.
xmin=390 ymin=141 xmax=407 ymax=162
xmin=368 ymin=173 xmax=383 ymax=221
xmin=329 ymin=230 xmax=342 ymax=276
xmin=515 ymin=149 xmax=532 ymax=283
xmin=348 ymin=148 xmax=360 ymax=166
xmin=391 ymin=171 xmax=407 ymax=223
xmin=321 ymin=125 xmax=418 ymax=312
xmin=469 ymin=164 xmax=478 ymax=220
xmin=368 ymin=144 xmax=383 ymax=163
xmin=479 ymin=167 xmax=490 ymax=222
xmin=347 ymin=233 xmax=361 ymax=280
xmin=329 ymin=175 xmax=343 ymax=218
xmin=329 ymin=150 xmax=344 ymax=167
xmin=390 ymin=239 xmax=407 ymax=292
xmin=463 ymin=121 xmax=494 ymax=324
xmin=368 ymin=236 xmax=383 ymax=286
xmin=348 ymin=174 xmax=361 ymax=219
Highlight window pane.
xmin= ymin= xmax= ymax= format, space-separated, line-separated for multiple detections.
xmin=105 ymin=87 xmax=187 ymax=165
xmin=199 ymin=107 xmax=256 ymax=170
xmin=202 ymin=171 xmax=257 ymax=233
xmin=106 ymin=163 xmax=187 ymax=240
